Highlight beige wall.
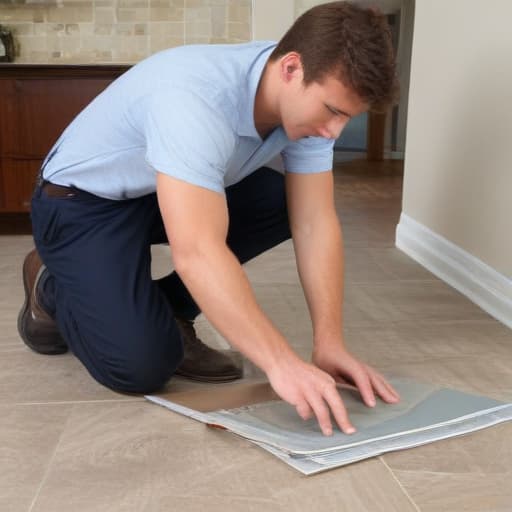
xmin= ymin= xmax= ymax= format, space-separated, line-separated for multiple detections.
xmin=295 ymin=0 xmax=402 ymax=16
xmin=403 ymin=0 xmax=512 ymax=277
xmin=0 ymin=0 xmax=251 ymax=64
xmin=252 ymin=0 xmax=293 ymax=41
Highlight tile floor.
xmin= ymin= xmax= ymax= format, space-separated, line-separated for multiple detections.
xmin=1 ymin=160 xmax=511 ymax=511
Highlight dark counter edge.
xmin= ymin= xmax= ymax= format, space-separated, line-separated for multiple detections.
xmin=0 ymin=63 xmax=132 ymax=79
xmin=0 ymin=213 xmax=32 ymax=235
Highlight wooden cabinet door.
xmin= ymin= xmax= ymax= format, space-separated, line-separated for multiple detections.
xmin=0 ymin=76 xmax=114 ymax=212
xmin=1 ymin=78 xmax=113 ymax=158
xmin=0 ymin=159 xmax=40 ymax=211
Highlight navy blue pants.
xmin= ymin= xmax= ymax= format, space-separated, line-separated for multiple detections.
xmin=31 ymin=168 xmax=291 ymax=393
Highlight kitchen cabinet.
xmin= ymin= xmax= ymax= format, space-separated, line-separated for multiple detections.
xmin=0 ymin=65 xmax=129 ymax=213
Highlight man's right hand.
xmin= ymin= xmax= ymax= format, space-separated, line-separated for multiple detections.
xmin=266 ymin=353 xmax=356 ymax=436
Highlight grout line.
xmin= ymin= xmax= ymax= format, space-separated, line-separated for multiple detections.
xmin=379 ymin=456 xmax=422 ymax=512
xmin=27 ymin=403 xmax=75 ymax=512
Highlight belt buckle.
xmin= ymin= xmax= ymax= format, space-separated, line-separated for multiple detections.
xmin=41 ymin=182 xmax=78 ymax=199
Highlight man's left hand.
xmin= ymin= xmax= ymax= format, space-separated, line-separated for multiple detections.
xmin=312 ymin=343 xmax=400 ymax=408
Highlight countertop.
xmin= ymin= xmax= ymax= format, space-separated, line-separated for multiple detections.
xmin=0 ymin=63 xmax=131 ymax=78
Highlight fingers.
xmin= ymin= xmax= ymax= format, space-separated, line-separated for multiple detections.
xmin=307 ymin=383 xmax=356 ymax=436
xmin=348 ymin=365 xmax=377 ymax=408
xmin=270 ymin=358 xmax=359 ymax=437
xmin=321 ymin=385 xmax=356 ymax=435
xmin=306 ymin=394 xmax=334 ymax=436
xmin=334 ymin=378 xmax=358 ymax=391
xmin=298 ymin=382 xmax=356 ymax=436
xmin=338 ymin=360 xmax=400 ymax=407
xmin=295 ymin=401 xmax=313 ymax=421
xmin=367 ymin=367 xmax=400 ymax=403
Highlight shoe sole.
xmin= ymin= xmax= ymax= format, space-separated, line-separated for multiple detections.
xmin=174 ymin=368 xmax=243 ymax=383
xmin=17 ymin=252 xmax=68 ymax=356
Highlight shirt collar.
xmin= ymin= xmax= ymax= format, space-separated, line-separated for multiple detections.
xmin=237 ymin=43 xmax=277 ymax=139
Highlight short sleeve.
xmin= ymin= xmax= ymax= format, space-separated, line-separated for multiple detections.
xmin=281 ymin=136 xmax=334 ymax=174
xmin=143 ymin=88 xmax=236 ymax=194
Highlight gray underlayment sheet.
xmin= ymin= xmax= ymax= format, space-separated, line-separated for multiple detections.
xmin=146 ymin=377 xmax=512 ymax=475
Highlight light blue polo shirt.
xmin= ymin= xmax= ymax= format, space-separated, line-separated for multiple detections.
xmin=42 ymin=41 xmax=334 ymax=200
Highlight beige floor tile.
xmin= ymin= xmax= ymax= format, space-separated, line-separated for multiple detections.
xmin=0 ymin=350 xmax=136 ymax=404
xmin=344 ymin=280 xmax=493 ymax=327
xmin=0 ymin=235 xmax=33 ymax=255
xmin=31 ymin=401 xmax=418 ymax=512
xmin=243 ymin=240 xmax=302 ymax=285
xmin=382 ymin=354 xmax=512 ymax=402
xmin=344 ymin=247 xmax=402 ymax=283
xmin=150 ymin=243 xmax=174 ymax=279
xmin=251 ymin=283 xmax=313 ymax=346
xmin=0 ymin=319 xmax=26 ymax=351
xmin=0 ymin=299 xmax=25 ymax=349
xmin=383 ymin=423 xmax=512 ymax=512
xmin=344 ymin=320 xmax=512 ymax=368
xmin=367 ymin=248 xmax=439 ymax=281
xmin=0 ymin=403 xmax=72 ymax=512
xmin=344 ymin=247 xmax=437 ymax=283
xmin=339 ymin=217 xmax=400 ymax=248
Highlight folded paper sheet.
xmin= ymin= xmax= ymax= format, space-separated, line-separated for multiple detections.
xmin=146 ymin=378 xmax=512 ymax=475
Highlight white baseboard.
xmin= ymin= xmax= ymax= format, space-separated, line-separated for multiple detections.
xmin=396 ymin=213 xmax=512 ymax=329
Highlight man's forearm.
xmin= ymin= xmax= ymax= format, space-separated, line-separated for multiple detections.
xmin=291 ymin=211 xmax=345 ymax=347
xmin=173 ymin=241 xmax=297 ymax=372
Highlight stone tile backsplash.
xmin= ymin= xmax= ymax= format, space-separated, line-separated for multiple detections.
xmin=0 ymin=0 xmax=252 ymax=63
xmin=295 ymin=0 xmax=326 ymax=18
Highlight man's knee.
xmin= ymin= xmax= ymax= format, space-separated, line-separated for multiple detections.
xmin=93 ymin=332 xmax=184 ymax=394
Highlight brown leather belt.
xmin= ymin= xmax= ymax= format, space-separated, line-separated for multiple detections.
xmin=41 ymin=181 xmax=79 ymax=198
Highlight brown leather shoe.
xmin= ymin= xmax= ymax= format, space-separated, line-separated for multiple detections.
xmin=174 ymin=318 xmax=243 ymax=382
xmin=17 ymin=249 xmax=68 ymax=355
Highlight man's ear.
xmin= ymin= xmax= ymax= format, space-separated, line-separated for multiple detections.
xmin=280 ymin=52 xmax=304 ymax=83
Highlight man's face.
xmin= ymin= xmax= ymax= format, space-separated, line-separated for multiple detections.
xmin=279 ymin=71 xmax=368 ymax=141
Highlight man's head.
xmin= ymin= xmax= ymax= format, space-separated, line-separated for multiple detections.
xmin=270 ymin=1 xmax=398 ymax=111
xmin=265 ymin=1 xmax=398 ymax=141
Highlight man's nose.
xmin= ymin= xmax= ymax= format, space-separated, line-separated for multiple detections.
xmin=319 ymin=118 xmax=348 ymax=139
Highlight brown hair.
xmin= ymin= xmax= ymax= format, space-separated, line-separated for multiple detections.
xmin=269 ymin=1 xmax=399 ymax=111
